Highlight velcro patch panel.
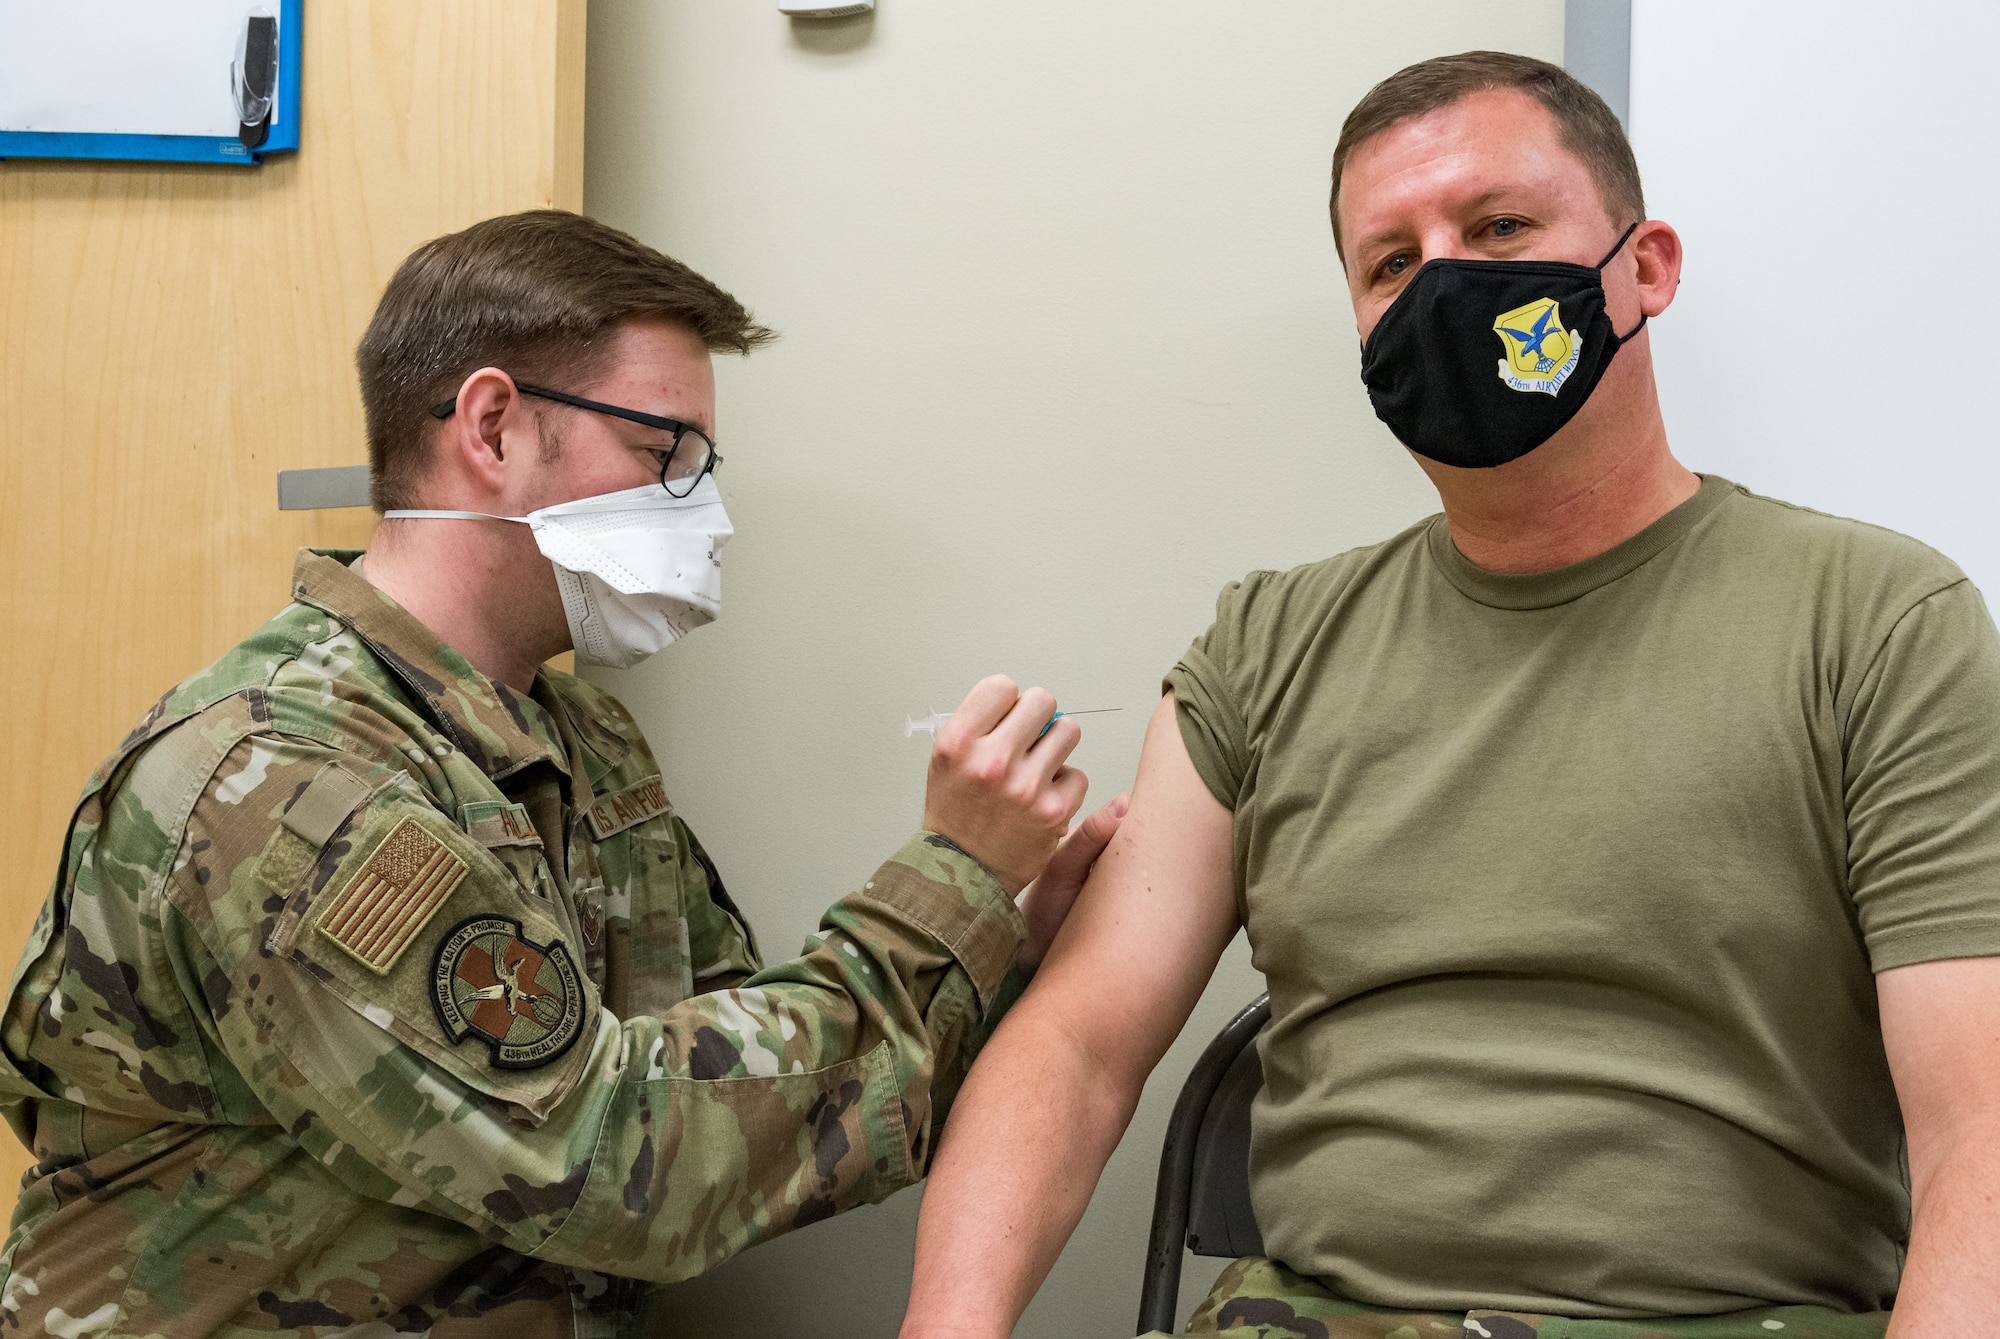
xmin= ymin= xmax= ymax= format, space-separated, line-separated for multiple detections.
xmin=281 ymin=763 xmax=372 ymax=847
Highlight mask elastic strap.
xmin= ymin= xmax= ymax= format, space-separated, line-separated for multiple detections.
xmin=1593 ymin=219 xmax=1643 ymax=271
xmin=1597 ymin=221 xmax=1648 ymax=345
xmin=381 ymin=508 xmax=530 ymax=524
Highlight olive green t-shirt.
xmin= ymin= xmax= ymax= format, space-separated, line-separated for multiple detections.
xmin=1164 ymin=476 xmax=2000 ymax=1317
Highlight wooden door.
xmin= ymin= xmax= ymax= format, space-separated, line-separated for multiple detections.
xmin=0 ymin=0 xmax=586 ymax=1211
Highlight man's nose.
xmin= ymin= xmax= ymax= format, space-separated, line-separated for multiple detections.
xmin=1414 ymin=226 xmax=1479 ymax=263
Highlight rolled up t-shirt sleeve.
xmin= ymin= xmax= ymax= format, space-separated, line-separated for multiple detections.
xmin=1844 ymin=578 xmax=2000 ymax=971
xmin=1164 ymin=575 xmax=1264 ymax=812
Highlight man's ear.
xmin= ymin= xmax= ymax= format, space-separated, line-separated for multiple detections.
xmin=438 ymin=367 xmax=528 ymax=493
xmin=1632 ymin=220 xmax=1684 ymax=320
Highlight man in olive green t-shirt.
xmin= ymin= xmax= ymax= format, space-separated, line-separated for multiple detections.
xmin=897 ymin=51 xmax=2000 ymax=1339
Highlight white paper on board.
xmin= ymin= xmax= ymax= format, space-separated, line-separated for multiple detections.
xmin=0 ymin=1 xmax=279 ymax=138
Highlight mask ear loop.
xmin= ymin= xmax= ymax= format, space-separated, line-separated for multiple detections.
xmin=380 ymin=508 xmax=531 ymax=523
xmin=1593 ymin=220 xmax=1644 ymax=270
xmin=1594 ymin=219 xmax=1649 ymax=345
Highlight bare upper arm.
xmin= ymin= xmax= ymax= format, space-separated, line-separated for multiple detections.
xmin=1012 ymin=692 xmax=1240 ymax=1092
xmin=1877 ymin=956 xmax=2000 ymax=1194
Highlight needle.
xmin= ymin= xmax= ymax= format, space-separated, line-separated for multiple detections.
xmin=903 ymin=707 xmax=1124 ymax=738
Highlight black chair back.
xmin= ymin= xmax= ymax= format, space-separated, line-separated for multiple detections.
xmin=1136 ymin=993 xmax=1270 ymax=1335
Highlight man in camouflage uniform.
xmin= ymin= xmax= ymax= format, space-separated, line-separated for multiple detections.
xmin=0 ymin=211 xmax=1119 ymax=1337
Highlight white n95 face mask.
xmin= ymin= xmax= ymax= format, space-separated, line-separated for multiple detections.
xmin=384 ymin=478 xmax=733 ymax=669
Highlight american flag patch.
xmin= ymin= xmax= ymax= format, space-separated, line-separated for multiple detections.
xmin=316 ymin=817 xmax=468 ymax=974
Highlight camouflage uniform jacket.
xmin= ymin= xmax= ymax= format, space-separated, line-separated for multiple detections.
xmin=0 ymin=549 xmax=1026 ymax=1338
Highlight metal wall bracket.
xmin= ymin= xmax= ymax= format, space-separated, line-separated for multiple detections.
xmin=1564 ymin=0 xmax=1632 ymax=127
xmin=277 ymin=466 xmax=372 ymax=510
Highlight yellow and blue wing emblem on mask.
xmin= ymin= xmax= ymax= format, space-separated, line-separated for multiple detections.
xmin=1493 ymin=297 xmax=1581 ymax=396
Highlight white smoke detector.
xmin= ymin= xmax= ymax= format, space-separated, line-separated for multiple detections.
xmin=779 ymin=0 xmax=873 ymax=14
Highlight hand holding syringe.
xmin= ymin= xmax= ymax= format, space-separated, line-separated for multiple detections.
xmin=915 ymin=675 xmax=1120 ymax=903
xmin=904 ymin=707 xmax=1122 ymax=738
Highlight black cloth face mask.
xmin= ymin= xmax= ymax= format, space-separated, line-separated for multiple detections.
xmin=1358 ymin=222 xmax=1646 ymax=469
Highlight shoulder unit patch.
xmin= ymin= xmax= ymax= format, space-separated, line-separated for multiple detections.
xmin=316 ymin=816 xmax=468 ymax=974
xmin=431 ymin=915 xmax=586 ymax=1070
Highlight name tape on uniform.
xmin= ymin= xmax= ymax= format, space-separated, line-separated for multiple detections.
xmin=458 ymin=800 xmax=542 ymax=849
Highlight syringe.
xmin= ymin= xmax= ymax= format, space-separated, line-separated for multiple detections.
xmin=903 ymin=707 xmax=1122 ymax=739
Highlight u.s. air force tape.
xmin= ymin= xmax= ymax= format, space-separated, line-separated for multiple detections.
xmin=585 ymin=774 xmax=670 ymax=839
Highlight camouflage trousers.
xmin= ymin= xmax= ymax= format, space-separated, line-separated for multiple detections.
xmin=1148 ymin=1259 xmax=1892 ymax=1339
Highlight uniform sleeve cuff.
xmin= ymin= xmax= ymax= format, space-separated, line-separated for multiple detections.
xmin=855 ymin=833 xmax=1024 ymax=1007
xmin=1866 ymin=916 xmax=2000 ymax=973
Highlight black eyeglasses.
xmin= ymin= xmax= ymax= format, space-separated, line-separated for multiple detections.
xmin=429 ymin=382 xmax=722 ymax=498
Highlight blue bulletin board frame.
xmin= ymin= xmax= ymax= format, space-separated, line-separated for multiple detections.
xmin=0 ymin=0 xmax=302 ymax=166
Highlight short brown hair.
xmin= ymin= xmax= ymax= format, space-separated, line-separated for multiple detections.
xmin=357 ymin=210 xmax=775 ymax=510
xmin=1329 ymin=51 xmax=1644 ymax=260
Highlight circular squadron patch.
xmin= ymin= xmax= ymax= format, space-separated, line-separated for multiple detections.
xmin=431 ymin=915 xmax=586 ymax=1070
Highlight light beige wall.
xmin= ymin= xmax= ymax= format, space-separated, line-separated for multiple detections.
xmin=583 ymin=4 xmax=1561 ymax=1334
